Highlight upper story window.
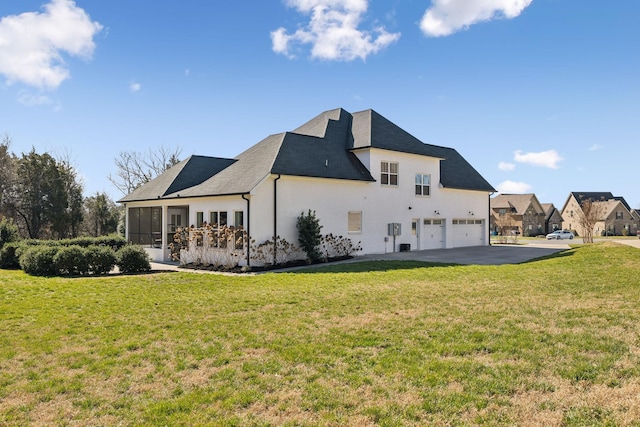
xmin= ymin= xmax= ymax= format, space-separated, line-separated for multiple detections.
xmin=415 ymin=173 xmax=430 ymax=196
xmin=381 ymin=161 xmax=398 ymax=186
xmin=616 ymin=211 xmax=624 ymax=219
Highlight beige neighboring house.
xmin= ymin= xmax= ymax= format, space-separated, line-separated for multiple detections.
xmin=561 ymin=192 xmax=639 ymax=237
xmin=542 ymin=203 xmax=564 ymax=234
xmin=490 ymin=193 xmax=546 ymax=237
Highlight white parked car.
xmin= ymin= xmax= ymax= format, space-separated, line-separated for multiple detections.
xmin=546 ymin=230 xmax=574 ymax=240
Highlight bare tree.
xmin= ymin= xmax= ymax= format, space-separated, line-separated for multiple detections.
xmin=577 ymin=199 xmax=604 ymax=243
xmin=108 ymin=145 xmax=182 ymax=195
xmin=495 ymin=212 xmax=518 ymax=244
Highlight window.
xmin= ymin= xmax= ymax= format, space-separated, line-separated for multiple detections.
xmin=128 ymin=207 xmax=162 ymax=247
xmin=381 ymin=161 xmax=398 ymax=186
xmin=348 ymin=211 xmax=362 ymax=233
xmin=169 ymin=214 xmax=182 ymax=232
xmin=415 ymin=173 xmax=430 ymax=196
xmin=234 ymin=211 xmax=244 ymax=250
xmin=616 ymin=211 xmax=624 ymax=219
xmin=196 ymin=211 xmax=204 ymax=227
xmin=209 ymin=211 xmax=228 ymax=248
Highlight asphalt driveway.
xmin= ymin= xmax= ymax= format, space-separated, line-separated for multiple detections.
xmin=341 ymin=242 xmax=571 ymax=266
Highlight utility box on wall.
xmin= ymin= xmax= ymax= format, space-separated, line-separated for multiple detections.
xmin=387 ymin=223 xmax=401 ymax=236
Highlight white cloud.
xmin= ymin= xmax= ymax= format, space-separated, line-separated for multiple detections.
xmin=0 ymin=0 xmax=103 ymax=90
xmin=17 ymin=91 xmax=53 ymax=107
xmin=129 ymin=81 xmax=141 ymax=92
xmin=272 ymin=0 xmax=400 ymax=61
xmin=498 ymin=161 xmax=515 ymax=171
xmin=514 ymin=149 xmax=563 ymax=169
xmin=589 ymin=144 xmax=603 ymax=151
xmin=420 ymin=0 xmax=532 ymax=37
xmin=497 ymin=180 xmax=532 ymax=194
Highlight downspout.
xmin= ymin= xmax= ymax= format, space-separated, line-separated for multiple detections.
xmin=273 ymin=174 xmax=282 ymax=265
xmin=488 ymin=192 xmax=494 ymax=245
xmin=242 ymin=194 xmax=251 ymax=267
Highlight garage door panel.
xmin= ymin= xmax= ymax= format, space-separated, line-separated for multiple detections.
xmin=452 ymin=219 xmax=484 ymax=248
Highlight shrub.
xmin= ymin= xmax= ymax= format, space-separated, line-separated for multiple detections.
xmin=54 ymin=246 xmax=89 ymax=276
xmin=116 ymin=245 xmax=151 ymax=273
xmin=94 ymin=235 xmax=127 ymax=250
xmin=86 ymin=246 xmax=117 ymax=275
xmin=0 ymin=241 xmax=24 ymax=269
xmin=297 ymin=210 xmax=323 ymax=263
xmin=20 ymin=246 xmax=60 ymax=276
xmin=0 ymin=217 xmax=20 ymax=250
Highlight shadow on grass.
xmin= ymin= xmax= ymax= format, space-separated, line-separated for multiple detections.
xmin=519 ymin=248 xmax=576 ymax=264
xmin=289 ymin=248 xmax=577 ymax=274
xmin=290 ymin=260 xmax=461 ymax=274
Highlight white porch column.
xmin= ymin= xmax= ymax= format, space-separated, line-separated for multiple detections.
xmin=162 ymin=205 xmax=169 ymax=261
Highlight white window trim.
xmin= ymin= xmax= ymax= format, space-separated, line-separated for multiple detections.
xmin=381 ymin=161 xmax=399 ymax=187
xmin=415 ymin=173 xmax=431 ymax=197
xmin=348 ymin=211 xmax=362 ymax=234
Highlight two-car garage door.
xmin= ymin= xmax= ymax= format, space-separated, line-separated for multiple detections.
xmin=452 ymin=219 xmax=485 ymax=247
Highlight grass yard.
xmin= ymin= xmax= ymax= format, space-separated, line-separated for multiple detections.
xmin=1 ymin=242 xmax=640 ymax=426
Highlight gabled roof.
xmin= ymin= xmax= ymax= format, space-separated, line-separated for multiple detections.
xmin=541 ymin=203 xmax=559 ymax=220
xmin=120 ymin=108 xmax=494 ymax=202
xmin=491 ymin=194 xmax=544 ymax=215
xmin=119 ymin=155 xmax=236 ymax=202
xmin=590 ymin=199 xmax=630 ymax=220
xmin=562 ymin=192 xmax=632 ymax=213
xmin=350 ymin=110 xmax=495 ymax=192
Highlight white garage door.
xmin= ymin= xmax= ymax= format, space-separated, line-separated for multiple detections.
xmin=421 ymin=218 xmax=445 ymax=250
xmin=452 ymin=219 xmax=485 ymax=247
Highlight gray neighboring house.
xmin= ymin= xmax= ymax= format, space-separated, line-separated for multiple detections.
xmin=542 ymin=203 xmax=563 ymax=234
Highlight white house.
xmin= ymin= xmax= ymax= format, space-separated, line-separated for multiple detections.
xmin=119 ymin=108 xmax=495 ymax=265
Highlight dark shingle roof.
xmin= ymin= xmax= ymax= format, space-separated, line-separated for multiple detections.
xmin=121 ymin=108 xmax=495 ymax=201
xmin=351 ymin=110 xmax=495 ymax=192
xmin=570 ymin=192 xmax=631 ymax=211
xmin=118 ymin=155 xmax=235 ymax=202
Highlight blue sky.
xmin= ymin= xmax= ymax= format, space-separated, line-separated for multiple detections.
xmin=1 ymin=0 xmax=638 ymax=209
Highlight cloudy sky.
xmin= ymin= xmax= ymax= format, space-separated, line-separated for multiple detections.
xmin=1 ymin=0 xmax=638 ymax=208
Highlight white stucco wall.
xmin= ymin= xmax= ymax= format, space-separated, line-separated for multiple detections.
xmin=125 ymin=148 xmax=491 ymax=263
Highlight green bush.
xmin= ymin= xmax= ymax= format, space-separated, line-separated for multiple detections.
xmin=94 ymin=235 xmax=127 ymax=250
xmin=86 ymin=246 xmax=117 ymax=275
xmin=116 ymin=245 xmax=151 ymax=273
xmin=297 ymin=210 xmax=323 ymax=263
xmin=19 ymin=246 xmax=60 ymax=276
xmin=0 ymin=241 xmax=25 ymax=269
xmin=0 ymin=217 xmax=20 ymax=250
xmin=54 ymin=245 xmax=89 ymax=276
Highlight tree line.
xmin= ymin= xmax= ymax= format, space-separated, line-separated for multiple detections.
xmin=1 ymin=133 xmax=181 ymax=242
xmin=0 ymin=134 xmax=120 ymax=240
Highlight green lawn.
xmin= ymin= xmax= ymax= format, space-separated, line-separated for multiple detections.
xmin=1 ymin=243 xmax=640 ymax=426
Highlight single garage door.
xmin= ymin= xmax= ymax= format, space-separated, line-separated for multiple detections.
xmin=452 ymin=219 xmax=485 ymax=247
xmin=421 ymin=218 xmax=445 ymax=250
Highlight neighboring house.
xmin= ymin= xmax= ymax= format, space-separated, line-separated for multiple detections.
xmin=561 ymin=192 xmax=638 ymax=236
xmin=490 ymin=193 xmax=546 ymax=237
xmin=119 ymin=108 xmax=495 ymax=264
xmin=542 ymin=203 xmax=564 ymax=234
